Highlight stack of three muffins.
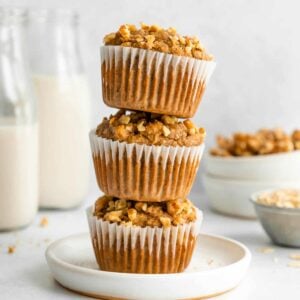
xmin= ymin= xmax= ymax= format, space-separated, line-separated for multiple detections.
xmin=87 ymin=24 xmax=216 ymax=274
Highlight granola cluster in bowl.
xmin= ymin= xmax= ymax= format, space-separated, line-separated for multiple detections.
xmin=206 ymin=128 xmax=300 ymax=181
xmin=204 ymin=129 xmax=300 ymax=219
xmin=210 ymin=128 xmax=300 ymax=157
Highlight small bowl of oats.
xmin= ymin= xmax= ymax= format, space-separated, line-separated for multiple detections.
xmin=250 ymin=189 xmax=300 ymax=247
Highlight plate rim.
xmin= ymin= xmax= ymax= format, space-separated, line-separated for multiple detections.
xmin=45 ymin=232 xmax=252 ymax=279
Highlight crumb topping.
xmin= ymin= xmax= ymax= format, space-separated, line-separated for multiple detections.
xmin=210 ymin=129 xmax=300 ymax=157
xmin=104 ymin=23 xmax=213 ymax=60
xmin=256 ymin=189 xmax=300 ymax=208
xmin=93 ymin=195 xmax=197 ymax=227
xmin=96 ymin=110 xmax=205 ymax=147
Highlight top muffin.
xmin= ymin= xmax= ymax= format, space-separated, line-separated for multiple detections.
xmin=96 ymin=110 xmax=205 ymax=147
xmin=101 ymin=23 xmax=216 ymax=118
xmin=104 ymin=23 xmax=213 ymax=60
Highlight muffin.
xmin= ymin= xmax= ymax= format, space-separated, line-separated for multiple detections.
xmin=89 ymin=110 xmax=205 ymax=202
xmin=101 ymin=23 xmax=216 ymax=118
xmin=87 ymin=195 xmax=202 ymax=273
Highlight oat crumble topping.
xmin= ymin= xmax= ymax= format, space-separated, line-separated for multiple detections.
xmin=256 ymin=189 xmax=300 ymax=208
xmin=210 ymin=129 xmax=300 ymax=157
xmin=93 ymin=195 xmax=197 ymax=227
xmin=96 ymin=110 xmax=205 ymax=147
xmin=104 ymin=23 xmax=213 ymax=60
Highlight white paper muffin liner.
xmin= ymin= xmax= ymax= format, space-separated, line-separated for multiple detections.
xmin=90 ymin=130 xmax=205 ymax=201
xmin=87 ymin=206 xmax=203 ymax=273
xmin=100 ymin=46 xmax=216 ymax=118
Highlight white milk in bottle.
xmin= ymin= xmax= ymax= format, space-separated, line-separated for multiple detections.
xmin=34 ymin=74 xmax=90 ymax=208
xmin=0 ymin=8 xmax=38 ymax=230
xmin=28 ymin=9 xmax=91 ymax=208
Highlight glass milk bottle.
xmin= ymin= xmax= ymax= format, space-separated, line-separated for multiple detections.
xmin=28 ymin=9 xmax=91 ymax=209
xmin=0 ymin=8 xmax=38 ymax=230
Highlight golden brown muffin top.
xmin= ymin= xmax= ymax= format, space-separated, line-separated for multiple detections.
xmin=210 ymin=128 xmax=300 ymax=157
xmin=93 ymin=195 xmax=197 ymax=227
xmin=103 ymin=23 xmax=213 ymax=61
xmin=96 ymin=110 xmax=205 ymax=147
xmin=256 ymin=189 xmax=300 ymax=209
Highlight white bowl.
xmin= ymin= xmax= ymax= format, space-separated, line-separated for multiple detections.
xmin=205 ymin=151 xmax=300 ymax=181
xmin=203 ymin=174 xmax=300 ymax=219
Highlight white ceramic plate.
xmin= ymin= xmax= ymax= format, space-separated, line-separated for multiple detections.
xmin=46 ymin=233 xmax=251 ymax=300
xmin=205 ymin=151 xmax=300 ymax=181
xmin=203 ymin=173 xmax=300 ymax=218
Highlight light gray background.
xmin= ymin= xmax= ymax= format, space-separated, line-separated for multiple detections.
xmin=1 ymin=2 xmax=300 ymax=299
xmin=2 ymin=0 xmax=300 ymax=147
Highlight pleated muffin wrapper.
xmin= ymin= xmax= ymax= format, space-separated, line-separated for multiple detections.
xmin=87 ymin=206 xmax=203 ymax=273
xmin=100 ymin=46 xmax=216 ymax=118
xmin=90 ymin=130 xmax=205 ymax=202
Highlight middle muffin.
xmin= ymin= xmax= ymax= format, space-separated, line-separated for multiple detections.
xmin=90 ymin=110 xmax=205 ymax=202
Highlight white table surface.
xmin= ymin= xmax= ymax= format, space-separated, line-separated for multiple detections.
xmin=1 ymin=187 xmax=300 ymax=300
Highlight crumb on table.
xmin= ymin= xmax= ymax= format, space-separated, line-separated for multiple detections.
xmin=257 ymin=247 xmax=275 ymax=254
xmin=288 ymin=261 xmax=300 ymax=268
xmin=289 ymin=253 xmax=300 ymax=260
xmin=7 ymin=246 xmax=16 ymax=254
xmin=40 ymin=217 xmax=49 ymax=227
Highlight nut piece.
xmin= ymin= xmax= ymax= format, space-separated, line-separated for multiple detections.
xmin=162 ymin=115 xmax=178 ymax=125
xmin=104 ymin=210 xmax=123 ymax=222
xmin=135 ymin=202 xmax=147 ymax=212
xmin=128 ymin=208 xmax=137 ymax=221
xmin=137 ymin=120 xmax=146 ymax=132
xmin=115 ymin=199 xmax=127 ymax=210
xmin=162 ymin=125 xmax=171 ymax=137
xmin=183 ymin=119 xmax=195 ymax=129
xmin=159 ymin=216 xmax=171 ymax=227
xmin=188 ymin=128 xmax=196 ymax=135
xmin=118 ymin=114 xmax=130 ymax=125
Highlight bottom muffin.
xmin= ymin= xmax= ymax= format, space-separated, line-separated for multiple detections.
xmin=87 ymin=196 xmax=202 ymax=274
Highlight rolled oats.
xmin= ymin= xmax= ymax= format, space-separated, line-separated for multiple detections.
xmin=256 ymin=189 xmax=300 ymax=208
